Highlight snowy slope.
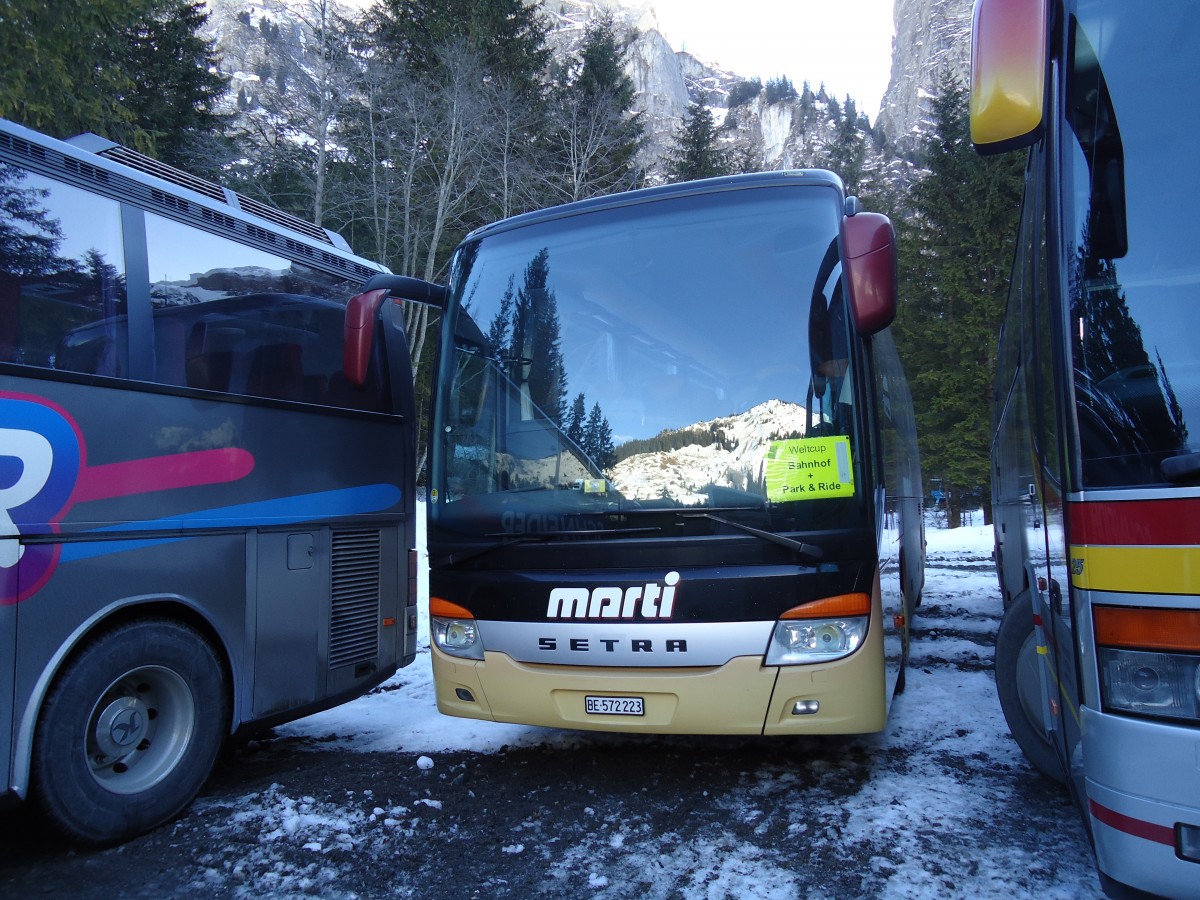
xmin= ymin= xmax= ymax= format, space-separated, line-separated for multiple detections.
xmin=610 ymin=399 xmax=808 ymax=503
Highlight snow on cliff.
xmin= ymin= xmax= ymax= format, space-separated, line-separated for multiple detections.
xmin=610 ymin=398 xmax=808 ymax=502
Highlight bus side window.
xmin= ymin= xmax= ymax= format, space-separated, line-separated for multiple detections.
xmin=144 ymin=212 xmax=385 ymax=411
xmin=0 ymin=167 xmax=127 ymax=375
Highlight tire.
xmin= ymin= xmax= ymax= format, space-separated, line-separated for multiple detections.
xmin=994 ymin=591 xmax=1067 ymax=784
xmin=31 ymin=618 xmax=229 ymax=845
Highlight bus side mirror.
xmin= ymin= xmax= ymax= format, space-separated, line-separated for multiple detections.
xmin=346 ymin=275 xmax=448 ymax=388
xmin=360 ymin=273 xmax=448 ymax=309
xmin=345 ymin=288 xmax=388 ymax=389
xmin=969 ymin=0 xmax=1048 ymax=154
xmin=841 ymin=210 xmax=897 ymax=335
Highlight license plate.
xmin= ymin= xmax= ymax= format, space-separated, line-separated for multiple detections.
xmin=584 ymin=695 xmax=644 ymax=716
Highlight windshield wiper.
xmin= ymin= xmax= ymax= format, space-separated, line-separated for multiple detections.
xmin=678 ymin=512 xmax=824 ymax=564
xmin=606 ymin=505 xmax=764 ymax=516
xmin=435 ymin=526 xmax=662 ymax=568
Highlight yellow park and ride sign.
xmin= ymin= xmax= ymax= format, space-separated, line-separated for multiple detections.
xmin=764 ymin=436 xmax=856 ymax=502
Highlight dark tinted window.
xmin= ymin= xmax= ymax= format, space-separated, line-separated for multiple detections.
xmin=0 ymin=166 xmax=127 ymax=376
xmin=1066 ymin=6 xmax=1200 ymax=487
xmin=144 ymin=213 xmax=386 ymax=410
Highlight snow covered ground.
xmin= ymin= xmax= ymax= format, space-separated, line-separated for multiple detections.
xmin=220 ymin=507 xmax=1101 ymax=899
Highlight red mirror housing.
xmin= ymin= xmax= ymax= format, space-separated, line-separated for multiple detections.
xmin=841 ymin=212 xmax=897 ymax=335
xmin=344 ymin=288 xmax=388 ymax=389
xmin=970 ymin=0 xmax=1048 ymax=153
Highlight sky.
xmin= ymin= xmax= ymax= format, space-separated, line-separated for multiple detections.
xmin=618 ymin=0 xmax=897 ymax=117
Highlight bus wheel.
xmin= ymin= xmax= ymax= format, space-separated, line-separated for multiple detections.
xmin=31 ymin=618 xmax=229 ymax=845
xmin=994 ymin=592 xmax=1066 ymax=784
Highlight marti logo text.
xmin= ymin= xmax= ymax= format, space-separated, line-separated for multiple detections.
xmin=546 ymin=572 xmax=680 ymax=619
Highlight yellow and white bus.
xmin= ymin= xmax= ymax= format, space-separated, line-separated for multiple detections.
xmin=423 ymin=172 xmax=923 ymax=735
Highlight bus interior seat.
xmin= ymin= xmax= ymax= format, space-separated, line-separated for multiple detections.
xmin=246 ymin=342 xmax=305 ymax=402
xmin=186 ymin=321 xmax=241 ymax=392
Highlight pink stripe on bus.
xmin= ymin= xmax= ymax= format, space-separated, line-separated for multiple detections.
xmin=71 ymin=448 xmax=255 ymax=504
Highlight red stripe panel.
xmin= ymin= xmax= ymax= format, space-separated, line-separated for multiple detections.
xmin=1070 ymin=498 xmax=1200 ymax=546
xmin=1088 ymin=799 xmax=1175 ymax=846
xmin=72 ymin=448 xmax=256 ymax=504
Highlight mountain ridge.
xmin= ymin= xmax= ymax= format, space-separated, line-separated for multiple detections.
xmin=611 ymin=399 xmax=810 ymax=503
xmin=201 ymin=0 xmax=973 ymax=185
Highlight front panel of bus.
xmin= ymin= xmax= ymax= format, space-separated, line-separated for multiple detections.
xmin=988 ymin=1 xmax=1200 ymax=892
xmin=0 ymin=126 xmax=417 ymax=824
xmin=427 ymin=176 xmax=911 ymax=735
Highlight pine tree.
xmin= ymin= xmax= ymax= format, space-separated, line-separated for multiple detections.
xmin=666 ymin=101 xmax=731 ymax=183
xmin=1 ymin=0 xmax=141 ymax=140
xmin=799 ymin=81 xmax=817 ymax=126
xmin=376 ymin=0 xmax=549 ymax=98
xmin=549 ymin=14 xmax=644 ymax=201
xmin=511 ymin=249 xmax=567 ymax=425
xmin=0 ymin=0 xmax=227 ymax=160
xmin=487 ymin=277 xmax=516 ymax=352
xmin=583 ymin=402 xmax=615 ymax=470
xmin=822 ymin=95 xmax=868 ymax=198
xmin=765 ymin=76 xmax=796 ymax=104
xmin=117 ymin=1 xmax=229 ymax=167
xmin=891 ymin=72 xmax=1025 ymax=526
xmin=566 ymin=392 xmax=587 ymax=447
xmin=727 ymin=79 xmax=762 ymax=108
xmin=0 ymin=164 xmax=66 ymax=277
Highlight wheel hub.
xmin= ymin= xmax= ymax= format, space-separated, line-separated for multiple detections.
xmin=94 ymin=696 xmax=149 ymax=759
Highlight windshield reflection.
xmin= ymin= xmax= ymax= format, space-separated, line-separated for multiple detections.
xmin=435 ymin=183 xmax=863 ymax=535
xmin=1067 ymin=5 xmax=1199 ymax=487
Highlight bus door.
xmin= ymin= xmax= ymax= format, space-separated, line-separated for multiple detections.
xmin=1028 ymin=129 xmax=1081 ymax=793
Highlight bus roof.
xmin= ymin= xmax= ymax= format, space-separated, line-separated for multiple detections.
xmin=459 ymin=169 xmax=847 ymax=245
xmin=0 ymin=117 xmax=388 ymax=284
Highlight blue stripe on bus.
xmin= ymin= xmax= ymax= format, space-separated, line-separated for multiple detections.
xmin=59 ymin=483 xmax=403 ymax=562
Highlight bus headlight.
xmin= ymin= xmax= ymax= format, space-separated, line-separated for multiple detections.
xmin=765 ymin=593 xmax=870 ymax=665
xmin=1098 ymin=648 xmax=1200 ymax=721
xmin=1094 ymin=605 xmax=1200 ymax=723
xmin=430 ymin=597 xmax=484 ymax=660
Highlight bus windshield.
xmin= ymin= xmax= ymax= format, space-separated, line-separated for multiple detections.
xmin=433 ymin=182 xmax=865 ymax=538
xmin=1066 ymin=3 xmax=1200 ymax=487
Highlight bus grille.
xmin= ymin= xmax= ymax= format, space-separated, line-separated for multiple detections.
xmin=330 ymin=529 xmax=382 ymax=669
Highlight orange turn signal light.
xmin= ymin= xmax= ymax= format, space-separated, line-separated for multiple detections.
xmin=1094 ymin=606 xmax=1200 ymax=653
xmin=430 ymin=597 xmax=475 ymax=619
xmin=780 ymin=592 xmax=871 ymax=620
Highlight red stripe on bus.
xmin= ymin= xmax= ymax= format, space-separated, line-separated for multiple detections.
xmin=1070 ymin=498 xmax=1200 ymax=546
xmin=1088 ymin=799 xmax=1175 ymax=846
xmin=72 ymin=448 xmax=256 ymax=504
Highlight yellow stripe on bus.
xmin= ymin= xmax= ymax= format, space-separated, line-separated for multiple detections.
xmin=1070 ymin=545 xmax=1200 ymax=594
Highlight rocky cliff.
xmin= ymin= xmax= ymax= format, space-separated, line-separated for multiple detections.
xmin=202 ymin=0 xmax=975 ymax=185
xmin=547 ymin=0 xmax=974 ymax=177
xmin=876 ymin=0 xmax=972 ymax=149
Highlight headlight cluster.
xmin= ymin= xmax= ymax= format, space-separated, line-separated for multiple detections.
xmin=765 ymin=592 xmax=870 ymax=665
xmin=1095 ymin=605 xmax=1200 ymax=723
xmin=1099 ymin=648 xmax=1200 ymax=721
xmin=430 ymin=597 xmax=484 ymax=660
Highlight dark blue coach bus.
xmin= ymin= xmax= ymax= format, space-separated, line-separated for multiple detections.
xmin=0 ymin=119 xmax=420 ymax=844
